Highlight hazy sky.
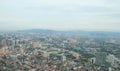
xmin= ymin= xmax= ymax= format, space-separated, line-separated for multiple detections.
xmin=0 ymin=0 xmax=120 ymax=32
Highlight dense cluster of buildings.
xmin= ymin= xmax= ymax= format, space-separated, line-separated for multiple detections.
xmin=0 ymin=32 xmax=120 ymax=71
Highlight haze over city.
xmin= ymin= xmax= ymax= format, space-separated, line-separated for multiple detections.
xmin=1 ymin=0 xmax=120 ymax=71
xmin=0 ymin=0 xmax=120 ymax=32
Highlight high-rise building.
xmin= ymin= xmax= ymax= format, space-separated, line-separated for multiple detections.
xmin=1 ymin=39 xmax=7 ymax=47
xmin=33 ymin=41 xmax=39 ymax=48
xmin=95 ymin=52 xmax=107 ymax=66
xmin=0 ymin=36 xmax=4 ymax=48
xmin=62 ymin=55 xmax=66 ymax=62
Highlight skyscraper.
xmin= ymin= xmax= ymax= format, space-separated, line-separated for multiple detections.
xmin=95 ymin=52 xmax=107 ymax=66
xmin=1 ymin=39 xmax=7 ymax=47
xmin=33 ymin=41 xmax=39 ymax=48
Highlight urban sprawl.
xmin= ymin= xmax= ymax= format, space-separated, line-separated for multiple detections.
xmin=0 ymin=31 xmax=120 ymax=71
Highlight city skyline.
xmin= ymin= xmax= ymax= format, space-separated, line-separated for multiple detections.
xmin=0 ymin=0 xmax=120 ymax=32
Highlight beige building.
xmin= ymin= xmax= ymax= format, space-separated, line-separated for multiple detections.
xmin=0 ymin=48 xmax=9 ymax=56
xmin=33 ymin=41 xmax=39 ymax=48
xmin=0 ymin=39 xmax=9 ymax=56
xmin=0 ymin=39 xmax=7 ymax=47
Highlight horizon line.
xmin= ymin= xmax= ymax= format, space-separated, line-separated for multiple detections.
xmin=0 ymin=29 xmax=118 ymax=33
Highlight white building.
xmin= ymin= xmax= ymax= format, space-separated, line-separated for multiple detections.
xmin=106 ymin=54 xmax=120 ymax=68
xmin=106 ymin=54 xmax=115 ymax=64
xmin=62 ymin=55 xmax=66 ymax=62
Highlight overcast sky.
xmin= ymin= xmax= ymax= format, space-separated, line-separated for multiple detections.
xmin=0 ymin=0 xmax=120 ymax=32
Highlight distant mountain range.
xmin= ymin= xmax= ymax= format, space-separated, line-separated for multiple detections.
xmin=18 ymin=29 xmax=57 ymax=33
xmin=18 ymin=29 xmax=120 ymax=34
xmin=18 ymin=29 xmax=120 ymax=37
